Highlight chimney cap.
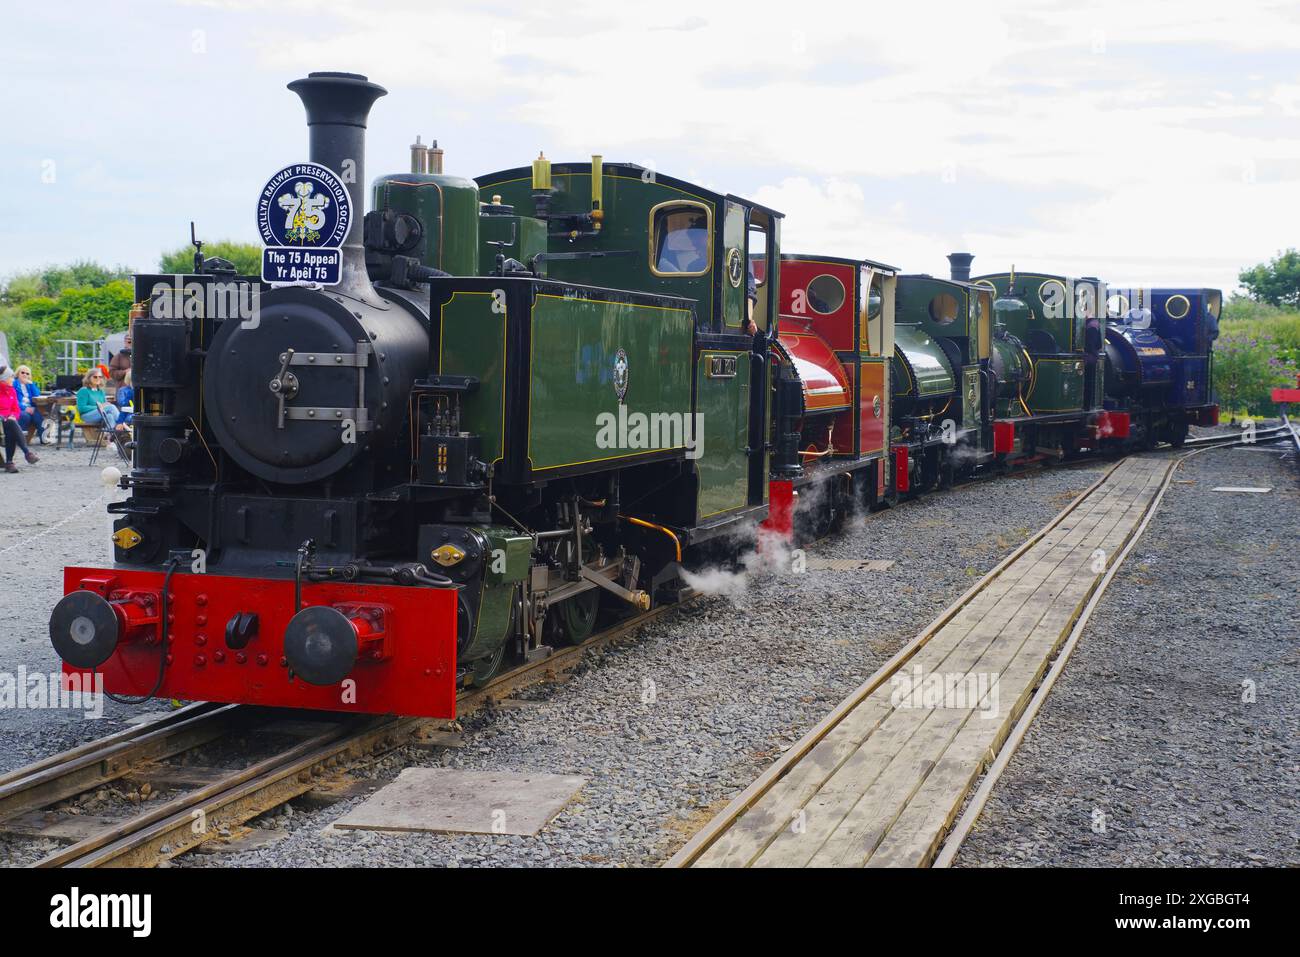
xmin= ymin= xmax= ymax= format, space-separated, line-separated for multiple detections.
xmin=287 ymin=72 xmax=387 ymax=127
xmin=305 ymin=70 xmax=371 ymax=81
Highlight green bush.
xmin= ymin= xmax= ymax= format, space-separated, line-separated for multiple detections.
xmin=1 ymin=259 xmax=132 ymax=304
xmin=0 ymin=279 xmax=133 ymax=386
xmin=1222 ymin=294 xmax=1284 ymax=323
xmin=1213 ymin=312 xmax=1300 ymax=419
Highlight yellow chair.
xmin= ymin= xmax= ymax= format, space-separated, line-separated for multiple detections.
xmin=61 ymin=405 xmax=103 ymax=448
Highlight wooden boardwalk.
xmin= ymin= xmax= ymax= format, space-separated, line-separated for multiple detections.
xmin=672 ymin=455 xmax=1175 ymax=868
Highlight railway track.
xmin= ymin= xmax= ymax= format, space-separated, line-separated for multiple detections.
xmin=666 ymin=425 xmax=1286 ymax=868
xmin=1183 ymin=422 xmax=1291 ymax=449
xmin=0 ymin=602 xmax=686 ymax=868
xmin=4 ymin=423 xmax=1286 ymax=869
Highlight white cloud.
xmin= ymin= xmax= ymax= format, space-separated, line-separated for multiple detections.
xmin=2 ymin=0 xmax=1299 ymax=290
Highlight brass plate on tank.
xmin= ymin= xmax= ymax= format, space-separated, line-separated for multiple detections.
xmin=112 ymin=527 xmax=143 ymax=550
xmin=431 ymin=544 xmax=466 ymax=567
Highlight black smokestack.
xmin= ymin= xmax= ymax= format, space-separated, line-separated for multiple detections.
xmin=287 ymin=71 xmax=387 ymax=300
xmin=948 ymin=252 xmax=974 ymax=283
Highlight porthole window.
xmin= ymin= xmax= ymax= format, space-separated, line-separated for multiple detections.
xmin=1107 ymin=294 xmax=1129 ymax=318
xmin=807 ymin=274 xmax=846 ymax=314
xmin=650 ymin=202 xmax=711 ymax=277
xmin=1166 ymin=294 xmax=1190 ymax=320
xmin=973 ymin=279 xmax=997 ymax=290
xmin=929 ymin=292 xmax=959 ymax=325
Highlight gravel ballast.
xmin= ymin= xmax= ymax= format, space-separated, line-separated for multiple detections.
xmin=165 ymin=461 xmax=1109 ymax=867
xmin=0 ymin=446 xmax=135 ymax=774
xmin=955 ymin=440 xmax=1299 ymax=867
xmin=5 ymin=428 xmax=1291 ymax=868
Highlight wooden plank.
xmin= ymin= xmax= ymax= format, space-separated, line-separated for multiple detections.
xmin=862 ymin=467 xmax=1170 ymax=867
xmin=122 ymin=765 xmax=233 ymax=792
xmin=765 ymin=469 xmax=1165 ymax=867
xmin=0 ymin=811 xmax=125 ymax=843
xmin=699 ymin=466 xmax=1147 ymax=867
xmin=753 ymin=530 xmax=1116 ymax=867
xmin=674 ymin=461 xmax=1127 ymax=867
xmin=803 ymin=544 xmax=1117 ymax=867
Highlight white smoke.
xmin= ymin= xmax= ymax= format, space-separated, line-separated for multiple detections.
xmin=680 ymin=522 xmax=800 ymax=600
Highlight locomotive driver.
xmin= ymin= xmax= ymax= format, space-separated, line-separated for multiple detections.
xmin=743 ymin=262 xmax=759 ymax=337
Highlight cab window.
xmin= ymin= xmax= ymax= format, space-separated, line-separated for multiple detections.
xmin=863 ymin=271 xmax=884 ymax=355
xmin=747 ymin=222 xmax=768 ymax=286
xmin=651 ymin=202 xmax=711 ymax=276
xmin=747 ymin=217 xmax=771 ymax=331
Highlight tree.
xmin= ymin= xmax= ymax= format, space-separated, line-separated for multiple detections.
xmin=1 ymin=259 xmax=132 ymax=303
xmin=159 ymin=240 xmax=262 ymax=276
xmin=1238 ymin=249 xmax=1300 ymax=308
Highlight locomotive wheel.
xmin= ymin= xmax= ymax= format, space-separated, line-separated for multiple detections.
xmin=796 ymin=478 xmax=842 ymax=541
xmin=467 ymin=586 xmax=520 ymax=687
xmin=874 ymin=483 xmax=900 ymax=510
xmin=802 ymin=502 xmax=834 ymax=541
xmin=1166 ymin=420 xmax=1189 ymax=448
xmin=550 ymin=589 xmax=600 ymax=646
xmin=469 ymin=639 xmax=508 ymax=686
xmin=548 ymin=531 xmax=602 ymax=645
xmin=828 ymin=479 xmax=849 ymax=534
xmin=938 ymin=459 xmax=956 ymax=491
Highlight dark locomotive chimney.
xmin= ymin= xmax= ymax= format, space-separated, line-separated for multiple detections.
xmin=948 ymin=252 xmax=974 ymax=283
xmin=287 ymin=71 xmax=387 ymax=301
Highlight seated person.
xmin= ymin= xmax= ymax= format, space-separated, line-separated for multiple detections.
xmin=0 ymin=368 xmax=39 ymax=472
xmin=13 ymin=365 xmax=45 ymax=442
xmin=77 ymin=369 xmax=126 ymax=432
xmin=116 ymin=369 xmax=135 ymax=426
xmin=109 ymin=335 xmax=132 ymax=389
xmin=654 ymin=210 xmax=709 ymax=274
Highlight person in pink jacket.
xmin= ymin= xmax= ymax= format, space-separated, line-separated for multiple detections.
xmin=0 ymin=367 xmax=39 ymax=473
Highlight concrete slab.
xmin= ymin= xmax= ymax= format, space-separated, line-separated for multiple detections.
xmin=332 ymin=768 xmax=586 ymax=836
xmin=1211 ymin=486 xmax=1272 ymax=493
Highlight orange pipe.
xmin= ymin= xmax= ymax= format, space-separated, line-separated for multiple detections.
xmin=619 ymin=515 xmax=682 ymax=563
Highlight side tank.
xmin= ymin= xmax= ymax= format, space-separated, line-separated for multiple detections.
xmin=973 ymin=270 xmax=1101 ymax=414
xmin=891 ymin=324 xmax=957 ymax=418
xmin=1103 ymin=310 xmax=1174 ymax=400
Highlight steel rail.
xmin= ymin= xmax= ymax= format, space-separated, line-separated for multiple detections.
xmin=16 ymin=600 xmax=689 ymax=867
xmin=12 ymin=422 xmax=1284 ymax=867
xmin=1183 ymin=423 xmax=1288 ymax=447
xmin=0 ymin=701 xmax=221 ymax=790
xmin=933 ymin=444 xmax=1216 ymax=866
xmin=0 ymin=703 xmax=246 ymax=826
xmin=666 ymin=425 xmax=1280 ymax=867
xmin=663 ymin=459 xmax=1125 ymax=867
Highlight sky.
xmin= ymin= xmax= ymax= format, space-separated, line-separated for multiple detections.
xmin=1 ymin=0 xmax=1298 ymax=293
